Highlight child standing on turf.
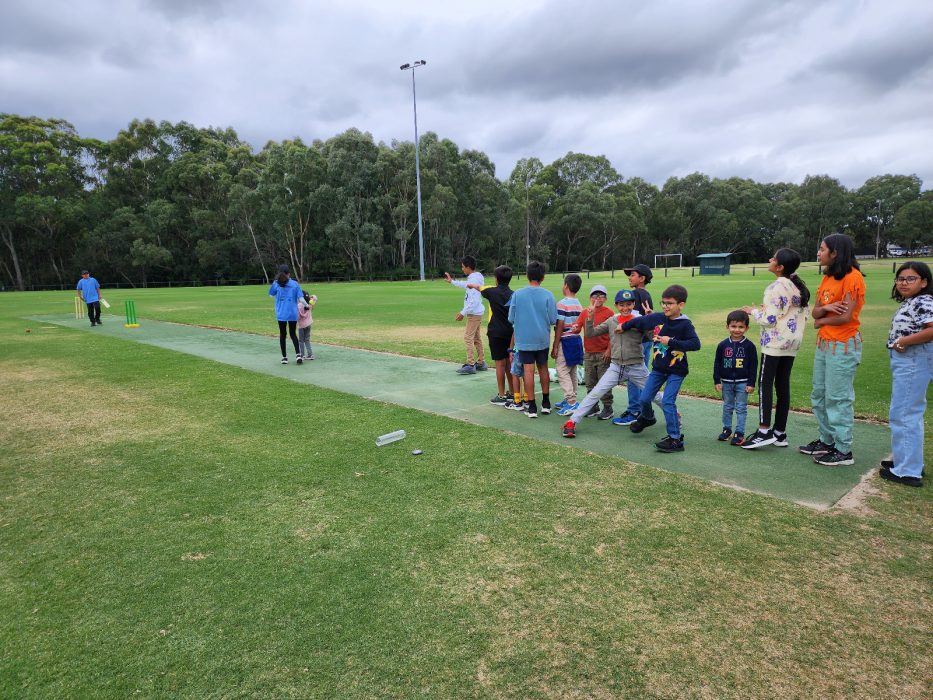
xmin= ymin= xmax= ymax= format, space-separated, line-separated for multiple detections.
xmin=881 ymin=261 xmax=933 ymax=488
xmin=551 ymin=274 xmax=584 ymax=414
xmin=297 ymin=292 xmax=318 ymax=360
xmin=507 ymin=261 xmax=557 ymax=418
xmin=561 ymin=290 xmax=652 ymax=438
xmin=713 ymin=310 xmax=757 ymax=446
xmin=741 ymin=248 xmax=810 ymax=450
xmin=561 ymin=285 xmax=614 ymax=417
xmin=269 ymin=264 xmax=305 ymax=365
xmin=801 ymin=234 xmax=865 ymax=466
xmin=467 ymin=265 xmax=514 ymax=404
xmin=620 ymin=284 xmax=701 ymax=452
xmin=445 ymin=256 xmax=487 ymax=375
xmin=618 ymin=264 xmax=655 ymax=424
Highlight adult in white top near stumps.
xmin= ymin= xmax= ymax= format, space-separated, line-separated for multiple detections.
xmin=445 ymin=255 xmax=487 ymax=375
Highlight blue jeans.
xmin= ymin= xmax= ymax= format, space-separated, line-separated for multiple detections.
xmin=626 ymin=340 xmax=654 ymax=414
xmin=890 ymin=343 xmax=932 ymax=479
xmin=721 ymin=382 xmax=748 ymax=433
xmin=639 ymin=371 xmax=685 ymax=439
xmin=811 ymin=336 xmax=861 ymax=453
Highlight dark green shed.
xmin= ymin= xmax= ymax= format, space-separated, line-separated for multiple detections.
xmin=697 ymin=253 xmax=733 ymax=275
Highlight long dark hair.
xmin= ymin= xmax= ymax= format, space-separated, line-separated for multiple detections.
xmin=892 ymin=261 xmax=933 ymax=302
xmin=822 ymin=233 xmax=860 ymax=280
xmin=276 ymin=264 xmax=290 ymax=286
xmin=774 ymin=247 xmax=810 ymax=307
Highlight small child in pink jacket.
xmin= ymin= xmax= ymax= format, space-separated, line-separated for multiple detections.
xmin=297 ymin=292 xmax=318 ymax=360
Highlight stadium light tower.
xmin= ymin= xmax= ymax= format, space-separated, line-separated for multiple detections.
xmin=400 ymin=60 xmax=427 ymax=281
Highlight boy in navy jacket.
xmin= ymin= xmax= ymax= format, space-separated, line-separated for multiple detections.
xmin=713 ymin=310 xmax=758 ymax=445
xmin=620 ymin=284 xmax=701 ymax=452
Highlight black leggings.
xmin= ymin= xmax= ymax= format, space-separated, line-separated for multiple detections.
xmin=278 ymin=320 xmax=299 ymax=357
xmin=758 ymin=354 xmax=795 ymax=432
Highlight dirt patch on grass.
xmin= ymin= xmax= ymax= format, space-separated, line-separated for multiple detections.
xmin=831 ymin=472 xmax=884 ymax=517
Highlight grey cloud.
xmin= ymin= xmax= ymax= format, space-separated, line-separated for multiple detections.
xmin=811 ymin=30 xmax=933 ymax=90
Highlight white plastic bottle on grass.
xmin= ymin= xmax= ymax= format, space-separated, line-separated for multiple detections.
xmin=375 ymin=430 xmax=406 ymax=447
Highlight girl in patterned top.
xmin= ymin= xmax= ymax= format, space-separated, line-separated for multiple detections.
xmin=741 ymin=248 xmax=810 ymax=450
xmin=881 ymin=261 xmax=933 ymax=487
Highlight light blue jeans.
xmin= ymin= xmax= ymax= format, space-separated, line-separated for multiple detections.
xmin=626 ymin=340 xmax=654 ymax=414
xmin=721 ymin=381 xmax=748 ymax=434
xmin=639 ymin=371 xmax=685 ymax=439
xmin=889 ymin=343 xmax=932 ymax=479
xmin=811 ymin=335 xmax=861 ymax=454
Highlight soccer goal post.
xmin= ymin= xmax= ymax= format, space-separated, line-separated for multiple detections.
xmin=654 ymin=253 xmax=683 ymax=268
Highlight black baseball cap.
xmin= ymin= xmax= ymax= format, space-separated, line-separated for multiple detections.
xmin=623 ymin=264 xmax=652 ymax=282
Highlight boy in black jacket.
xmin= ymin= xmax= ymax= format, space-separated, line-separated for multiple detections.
xmin=713 ymin=310 xmax=758 ymax=446
xmin=620 ymin=284 xmax=701 ymax=452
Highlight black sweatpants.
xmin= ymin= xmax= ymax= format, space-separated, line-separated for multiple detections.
xmin=278 ymin=320 xmax=299 ymax=357
xmin=757 ymin=354 xmax=795 ymax=433
xmin=86 ymin=301 xmax=101 ymax=324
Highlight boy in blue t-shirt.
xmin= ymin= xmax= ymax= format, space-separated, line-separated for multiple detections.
xmin=75 ymin=270 xmax=102 ymax=326
xmin=619 ymin=284 xmax=701 ymax=452
xmin=507 ymin=261 xmax=558 ymax=418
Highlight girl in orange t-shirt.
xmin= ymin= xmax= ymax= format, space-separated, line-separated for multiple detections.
xmin=800 ymin=234 xmax=865 ymax=466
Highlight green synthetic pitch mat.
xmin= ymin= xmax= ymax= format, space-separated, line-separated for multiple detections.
xmin=34 ymin=313 xmax=891 ymax=508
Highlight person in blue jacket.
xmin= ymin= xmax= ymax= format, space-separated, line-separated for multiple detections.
xmin=269 ymin=264 xmax=305 ymax=365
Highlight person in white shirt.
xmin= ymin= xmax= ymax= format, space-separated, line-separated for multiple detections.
xmin=445 ymin=255 xmax=487 ymax=375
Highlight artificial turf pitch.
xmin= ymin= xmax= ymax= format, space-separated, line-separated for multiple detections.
xmin=35 ymin=313 xmax=890 ymax=509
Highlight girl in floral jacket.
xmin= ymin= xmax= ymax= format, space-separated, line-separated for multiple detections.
xmin=741 ymin=248 xmax=811 ymax=449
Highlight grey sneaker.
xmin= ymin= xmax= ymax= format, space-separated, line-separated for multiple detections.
xmin=456 ymin=363 xmax=477 ymax=375
xmin=596 ymin=406 xmax=614 ymax=420
xmin=583 ymin=404 xmax=601 ymax=419
xmin=474 ymin=361 xmax=489 ymax=371
xmin=799 ymin=438 xmax=833 ymax=456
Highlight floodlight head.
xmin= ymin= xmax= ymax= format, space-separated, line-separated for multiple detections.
xmin=400 ymin=63 xmax=410 ymax=70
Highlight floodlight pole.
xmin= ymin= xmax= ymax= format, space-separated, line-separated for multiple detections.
xmin=875 ymin=199 xmax=883 ymax=259
xmin=400 ymin=60 xmax=427 ymax=281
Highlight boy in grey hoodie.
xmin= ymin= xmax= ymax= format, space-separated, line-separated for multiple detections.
xmin=562 ymin=290 xmax=654 ymax=438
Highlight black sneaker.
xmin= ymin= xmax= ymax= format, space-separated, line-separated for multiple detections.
xmin=773 ymin=432 xmax=788 ymax=447
xmin=583 ymin=404 xmax=601 ymax=419
xmin=879 ymin=459 xmax=925 ymax=476
xmin=526 ymin=401 xmax=539 ymax=418
xmin=296 ymin=354 xmax=303 ymax=365
xmin=799 ymin=438 xmax=833 ymax=456
xmin=541 ymin=398 xmax=551 ymax=415
xmin=717 ymin=427 xmax=732 ymax=441
xmin=280 ymin=357 xmax=288 ymax=364
xmin=730 ymin=432 xmax=745 ymax=446
xmin=656 ymin=435 xmax=685 ymax=453
xmin=596 ymin=406 xmax=614 ymax=420
xmin=742 ymin=430 xmax=776 ymax=449
xmin=489 ymin=394 xmax=508 ymax=405
xmin=629 ymin=416 xmax=657 ymax=433
xmin=814 ymin=448 xmax=854 ymax=466
xmin=879 ymin=466 xmax=923 ymax=487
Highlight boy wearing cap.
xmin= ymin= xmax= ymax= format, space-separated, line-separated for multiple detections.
xmin=75 ymin=270 xmax=102 ymax=326
xmin=561 ymin=284 xmax=614 ymax=417
xmin=616 ymin=263 xmax=654 ymax=425
xmin=561 ymin=289 xmax=652 ymax=438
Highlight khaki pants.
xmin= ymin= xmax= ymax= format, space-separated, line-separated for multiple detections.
xmin=583 ymin=351 xmax=613 ymax=410
xmin=555 ymin=342 xmax=579 ymax=403
xmin=464 ymin=314 xmax=485 ymax=364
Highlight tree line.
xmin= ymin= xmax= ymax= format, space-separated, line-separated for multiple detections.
xmin=1 ymin=113 xmax=931 ymax=290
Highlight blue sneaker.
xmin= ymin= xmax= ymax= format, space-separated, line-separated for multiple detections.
xmin=611 ymin=411 xmax=638 ymax=426
xmin=456 ymin=363 xmax=476 ymax=375
xmin=558 ymin=402 xmax=579 ymax=416
xmin=553 ymin=400 xmax=568 ymax=412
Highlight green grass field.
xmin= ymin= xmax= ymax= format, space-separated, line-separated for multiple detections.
xmin=1 ymin=263 xmax=931 ymax=698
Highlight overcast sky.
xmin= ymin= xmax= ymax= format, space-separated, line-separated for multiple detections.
xmin=4 ymin=0 xmax=932 ymax=189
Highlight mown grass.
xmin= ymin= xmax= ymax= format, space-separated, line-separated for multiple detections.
xmin=1 ymin=268 xmax=931 ymax=699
